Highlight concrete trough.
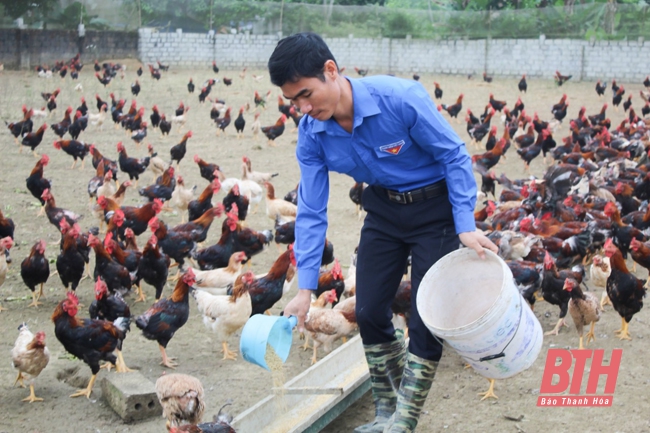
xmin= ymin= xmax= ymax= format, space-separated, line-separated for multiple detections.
xmin=232 ymin=334 xmax=369 ymax=433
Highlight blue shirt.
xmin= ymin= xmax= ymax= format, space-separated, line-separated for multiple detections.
xmin=295 ymin=75 xmax=476 ymax=289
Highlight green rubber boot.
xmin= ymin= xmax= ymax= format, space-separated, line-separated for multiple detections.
xmin=383 ymin=352 xmax=438 ymax=433
xmin=354 ymin=333 xmax=406 ymax=433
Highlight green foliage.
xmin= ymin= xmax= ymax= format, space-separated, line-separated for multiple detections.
xmin=48 ymin=1 xmax=110 ymax=30
xmin=382 ymin=10 xmax=415 ymax=37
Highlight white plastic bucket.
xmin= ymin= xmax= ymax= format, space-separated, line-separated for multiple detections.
xmin=417 ymin=248 xmax=543 ymax=379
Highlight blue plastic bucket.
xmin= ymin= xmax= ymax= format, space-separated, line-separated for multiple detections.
xmin=240 ymin=314 xmax=298 ymax=370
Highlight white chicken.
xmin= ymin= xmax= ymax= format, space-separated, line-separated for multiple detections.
xmin=264 ymin=181 xmax=297 ymax=224
xmin=11 ymin=324 xmax=50 ymax=403
xmin=74 ymin=83 xmax=83 ymax=92
xmin=221 ymin=177 xmax=263 ymax=212
xmin=251 ymin=112 xmax=261 ymax=140
xmin=31 ymin=107 xmax=48 ymax=119
xmin=169 ymin=176 xmax=196 ymax=222
xmin=590 ymin=254 xmax=612 ymax=309
xmin=305 ymin=293 xmax=357 ymax=364
xmin=88 ymin=104 xmax=108 ymax=130
xmin=191 ymin=252 xmax=247 ymax=293
xmin=242 ymin=156 xmax=278 ymax=184
xmin=343 ymin=252 xmax=357 ymax=298
xmin=191 ymin=271 xmax=255 ymax=360
xmin=147 ymin=144 xmax=169 ymax=183
xmin=171 ymin=106 xmax=190 ymax=131
xmin=155 ymin=373 xmax=205 ymax=430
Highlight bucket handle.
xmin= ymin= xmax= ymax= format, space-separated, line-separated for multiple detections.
xmin=430 ymin=293 xmax=524 ymax=364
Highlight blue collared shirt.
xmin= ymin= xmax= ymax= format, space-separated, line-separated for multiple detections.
xmin=295 ymin=75 xmax=476 ymax=289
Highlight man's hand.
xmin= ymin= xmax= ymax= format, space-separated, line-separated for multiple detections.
xmin=282 ymin=289 xmax=312 ymax=332
xmin=459 ymin=230 xmax=498 ymax=259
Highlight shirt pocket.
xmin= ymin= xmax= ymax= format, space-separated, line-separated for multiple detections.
xmin=373 ymin=139 xmax=413 ymax=159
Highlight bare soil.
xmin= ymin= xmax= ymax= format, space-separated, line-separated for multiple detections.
xmin=1 ymin=65 xmax=649 ymax=433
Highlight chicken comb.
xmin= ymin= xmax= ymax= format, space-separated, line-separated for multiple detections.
xmin=66 ymin=291 xmax=79 ymax=305
xmin=104 ymin=231 xmax=113 ymax=247
xmin=229 ymin=203 xmax=239 ymax=218
xmin=604 ymin=238 xmax=614 ymax=249
xmin=148 ymin=216 xmax=159 ymax=230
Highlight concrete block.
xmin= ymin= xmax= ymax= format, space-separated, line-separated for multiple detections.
xmin=101 ymin=371 xmax=162 ymax=422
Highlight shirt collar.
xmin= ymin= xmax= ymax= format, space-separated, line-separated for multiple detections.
xmin=310 ymin=77 xmax=381 ymax=133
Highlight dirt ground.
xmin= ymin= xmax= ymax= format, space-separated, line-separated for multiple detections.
xmin=1 ymin=62 xmax=650 ymax=433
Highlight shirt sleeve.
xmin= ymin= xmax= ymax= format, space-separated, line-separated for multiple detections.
xmin=294 ymin=121 xmax=329 ymax=290
xmin=402 ymin=84 xmax=477 ymax=234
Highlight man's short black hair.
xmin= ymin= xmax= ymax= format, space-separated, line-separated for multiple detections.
xmin=268 ymin=32 xmax=338 ymax=87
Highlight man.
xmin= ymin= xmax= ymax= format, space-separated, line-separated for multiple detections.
xmin=269 ymin=33 xmax=497 ymax=433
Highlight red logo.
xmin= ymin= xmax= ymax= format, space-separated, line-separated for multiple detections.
xmin=537 ymin=349 xmax=622 ymax=407
xmin=379 ymin=140 xmax=405 ymax=155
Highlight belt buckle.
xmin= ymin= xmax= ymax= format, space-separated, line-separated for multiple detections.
xmin=405 ymin=191 xmax=413 ymax=204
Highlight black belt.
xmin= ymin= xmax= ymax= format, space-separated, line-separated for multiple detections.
xmin=382 ymin=180 xmax=448 ymax=204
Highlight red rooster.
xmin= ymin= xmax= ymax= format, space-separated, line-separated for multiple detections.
xmin=315 ymin=259 xmax=345 ymax=307
xmin=261 ymin=114 xmax=287 ymax=146
xmin=136 ymin=234 xmax=170 ymax=302
xmin=26 ymin=155 xmax=52 ymax=216
xmin=117 ymin=141 xmax=150 ymax=185
xmin=188 ymin=179 xmax=221 ymax=222
xmin=87 ymin=233 xmax=134 ymax=295
xmin=441 ymin=94 xmax=464 ymax=123
xmin=170 ymin=131 xmax=193 ymax=166
xmin=248 ymin=247 xmax=296 ymax=315
xmin=136 ymin=269 xmax=195 ymax=368
xmin=194 ymin=155 xmax=224 ymax=182
xmin=21 ymin=124 xmax=48 ymax=157
xmin=52 ymin=291 xmax=128 ymax=397
xmin=215 ymin=107 xmax=231 ymax=135
xmin=604 ymin=239 xmax=646 ymax=340
xmin=42 ymin=189 xmax=81 ymax=230
xmin=20 ymin=240 xmax=50 ymax=308
xmin=53 ymin=139 xmax=90 ymax=169
xmin=55 ymin=221 xmax=86 ymax=293
xmin=50 ymin=107 xmax=73 ymax=138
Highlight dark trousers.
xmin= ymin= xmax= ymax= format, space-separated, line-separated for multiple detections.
xmin=355 ymin=185 xmax=459 ymax=361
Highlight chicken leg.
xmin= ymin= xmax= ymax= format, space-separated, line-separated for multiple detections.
xmin=115 ymin=350 xmax=135 ymax=373
xmin=22 ymin=384 xmax=44 ymax=403
xmin=159 ymin=344 xmax=178 ymax=368
xmin=615 ymin=318 xmax=632 ymax=341
xmin=221 ymin=341 xmax=237 ymax=361
xmin=14 ymin=372 xmax=26 ymax=388
xmin=0 ymin=303 xmax=7 ymax=312
xmin=70 ymin=374 xmax=97 ymax=398
xmin=544 ymin=318 xmax=568 ymax=336
xmin=600 ymin=291 xmax=611 ymax=309
xmin=584 ymin=321 xmax=597 ymax=346
xmin=28 ymin=290 xmax=42 ymax=308
xmin=135 ymin=284 xmax=147 ymax=303
xmin=478 ymin=378 xmax=498 ymax=400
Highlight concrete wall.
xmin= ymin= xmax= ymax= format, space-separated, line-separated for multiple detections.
xmin=138 ymin=29 xmax=650 ymax=81
xmin=0 ymin=29 xmax=138 ymax=69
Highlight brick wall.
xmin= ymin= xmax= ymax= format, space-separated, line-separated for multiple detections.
xmin=0 ymin=29 xmax=138 ymax=69
xmin=138 ymin=29 xmax=650 ymax=81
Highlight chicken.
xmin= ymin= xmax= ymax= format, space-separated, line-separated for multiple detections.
xmin=160 ymin=114 xmax=172 ymax=136
xmin=264 ymin=181 xmax=297 ymax=223
xmin=139 ymin=169 xmax=175 ymax=204
xmin=56 ymin=222 xmax=86 ymax=292
xmin=147 ymin=144 xmax=169 ymax=182
xmin=53 ymin=139 xmax=90 ymax=169
xmin=52 ymin=291 xmax=129 ymax=399
xmin=42 ymin=189 xmax=82 ymax=230
xmin=630 ymin=238 xmax=650 ymax=283
xmin=488 ymin=93 xmax=507 ymax=112
xmin=88 ymin=233 xmax=134 ymax=295
xmin=222 ymin=184 xmax=250 ymax=223
xmin=305 ymin=291 xmax=357 ymax=364
xmin=541 ymin=251 xmax=584 ymax=336
xmin=171 ymin=107 xmax=190 ymax=131
xmin=171 ymin=131 xmax=193 ymax=166
xmin=50 ymin=107 xmax=73 ymax=138
xmin=194 ymin=155 xmax=224 ymax=183
xmin=248 ymin=248 xmax=295 ymax=315
xmin=170 ymin=176 xmax=197 ymax=222
xmin=230 ymin=210 xmax=273 ymax=263
xmin=604 ymin=201 xmax=646 ymax=260
xmin=11 ymin=324 xmax=50 ymax=403
xmin=316 ymin=259 xmax=345 ymax=306
xmin=590 ymin=254 xmax=612 ymax=309
xmin=354 ymin=67 xmax=368 ymax=77
xmin=507 ymin=260 xmax=542 ymax=309
xmin=6 ymin=106 xmax=33 ymax=144
xmin=155 ymin=373 xmax=205 ymax=430
xmin=189 ymin=179 xmax=221 ymax=222
xmin=0 ymin=237 xmax=12 ymax=311
xmin=564 ymin=277 xmax=601 ymax=349
xmin=215 ymin=107 xmax=231 ymax=135
xmin=193 ymin=216 xmax=239 ymax=270
xmin=254 ymin=90 xmax=268 ymax=108
xmin=136 ymin=269 xmax=195 ymax=368
xmin=441 ymin=93 xmax=463 ymax=123
xmin=0 ymin=209 xmax=15 ymax=264
xmin=26 ymin=155 xmax=51 ymax=216
xmin=148 ymin=64 xmax=161 ymax=80
xmin=100 ymin=196 xmax=163 ymax=238
xmin=603 ymin=239 xmax=646 ymax=340
xmin=171 ymin=204 xmax=224 ymax=244
xmin=136 ymin=234 xmax=170 ymax=302
xmin=88 ymin=104 xmax=108 ymax=130
xmin=261 ymin=114 xmax=287 ymax=146
xmin=554 ymin=70 xmax=572 ymax=86
xmin=187 ymin=78 xmax=195 ymax=93
xmin=192 ymin=271 xmax=255 ymax=360
xmin=242 ymin=156 xmax=278 ymax=184
xmin=518 ymin=74 xmax=527 ymax=93
xmin=192 ymin=252 xmax=247 ymax=291
xmin=482 ymin=72 xmax=493 ymax=83
xmin=251 ymin=112 xmax=261 ymax=140
xmin=21 ymin=123 xmax=48 ymax=157
xmin=234 ymin=106 xmax=246 ymax=138
xmin=222 ymin=178 xmax=263 ymax=213
xmin=20 ymin=240 xmax=50 ymax=308
xmin=68 ymin=110 xmax=88 ymax=140
xmin=149 ymin=217 xmax=198 ymax=277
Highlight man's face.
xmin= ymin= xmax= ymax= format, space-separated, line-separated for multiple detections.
xmin=281 ymin=66 xmax=340 ymax=121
